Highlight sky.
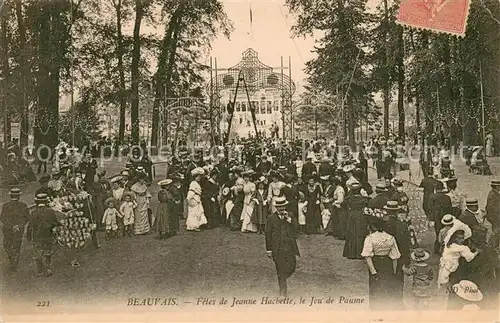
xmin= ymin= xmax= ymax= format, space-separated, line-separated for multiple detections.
xmin=206 ymin=0 xmax=317 ymax=96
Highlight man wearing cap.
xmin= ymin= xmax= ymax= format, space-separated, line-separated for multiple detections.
xmin=459 ymin=198 xmax=481 ymax=229
xmin=27 ymin=194 xmax=60 ymax=276
xmin=485 ymin=179 xmax=500 ymax=248
xmin=0 ymin=188 xmax=29 ymax=272
xmin=382 ymin=200 xmax=411 ymax=309
xmin=429 ymin=181 xmax=453 ymax=254
xmin=265 ymin=196 xmax=300 ymax=297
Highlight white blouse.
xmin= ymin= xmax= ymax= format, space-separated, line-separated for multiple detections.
xmin=361 ymin=231 xmax=401 ymax=260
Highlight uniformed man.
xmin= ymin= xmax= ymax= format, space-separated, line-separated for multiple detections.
xmin=27 ymin=193 xmax=60 ymax=276
xmin=0 ymin=188 xmax=29 ymax=272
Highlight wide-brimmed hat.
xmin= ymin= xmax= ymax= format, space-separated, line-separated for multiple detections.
xmin=34 ymin=193 xmax=49 ymax=204
xmin=120 ymin=170 xmax=130 ymax=177
xmin=383 ymin=201 xmax=401 ymax=211
xmin=158 ymin=179 xmax=173 ymax=186
xmin=410 ymin=248 xmax=431 ymax=262
xmin=109 ymin=175 xmax=123 ymax=184
xmin=343 ymin=164 xmax=355 ymax=173
xmin=9 ymin=188 xmax=21 ymax=196
xmin=465 ymin=198 xmax=479 ymax=206
xmin=453 ymin=280 xmax=483 ymax=302
xmin=273 ymin=196 xmax=289 ymax=207
xmin=490 ymin=179 xmax=500 ymax=186
xmin=122 ymin=191 xmax=134 ymax=200
xmin=104 ymin=197 xmax=117 ymax=206
xmin=191 ymin=167 xmax=205 ymax=176
xmin=278 ymin=166 xmax=287 ymax=172
xmin=241 ymin=169 xmax=255 ymax=177
xmin=320 ymin=175 xmax=330 ymax=181
xmin=441 ymin=214 xmax=455 ymax=225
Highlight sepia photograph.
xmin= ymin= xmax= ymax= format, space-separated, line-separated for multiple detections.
xmin=0 ymin=0 xmax=499 ymax=320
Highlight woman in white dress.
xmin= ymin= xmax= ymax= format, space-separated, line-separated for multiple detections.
xmin=240 ymin=170 xmax=258 ymax=233
xmin=186 ymin=167 xmax=208 ymax=231
xmin=131 ymin=172 xmax=152 ymax=235
xmin=267 ymin=170 xmax=286 ymax=214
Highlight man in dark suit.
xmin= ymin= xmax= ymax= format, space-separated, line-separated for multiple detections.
xmin=485 ymin=179 xmax=500 ymax=248
xmin=302 ymin=156 xmax=316 ymax=178
xmin=419 ymin=167 xmax=439 ymax=221
xmin=459 ymin=198 xmax=480 ymax=229
xmin=266 ymin=196 xmax=300 ymax=297
xmin=429 ymin=181 xmax=452 ymax=254
xmin=382 ymin=200 xmax=411 ymax=310
xmin=0 ymin=188 xmax=30 ymax=272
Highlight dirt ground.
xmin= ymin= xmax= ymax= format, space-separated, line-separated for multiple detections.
xmin=1 ymin=157 xmax=498 ymax=314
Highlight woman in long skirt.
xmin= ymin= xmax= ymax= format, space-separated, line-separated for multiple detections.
xmin=229 ymin=169 xmax=245 ymax=231
xmin=131 ymin=173 xmax=152 ymax=235
xmin=254 ymin=178 xmax=268 ymax=234
xmin=186 ymin=168 xmax=207 ymax=231
xmin=302 ymin=175 xmax=322 ymax=234
xmin=155 ymin=179 xmax=173 ymax=239
xmin=240 ymin=170 xmax=258 ymax=232
xmin=330 ymin=176 xmax=347 ymax=239
xmin=343 ymin=183 xmax=370 ymax=259
xmin=361 ymin=216 xmax=401 ymax=310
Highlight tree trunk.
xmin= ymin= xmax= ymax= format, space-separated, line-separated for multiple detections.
xmin=382 ymin=0 xmax=390 ymax=138
xmin=1 ymin=7 xmax=11 ymax=144
xmin=150 ymin=6 xmax=183 ymax=148
xmin=114 ymin=0 xmax=127 ymax=144
xmin=15 ymin=0 xmax=29 ymax=146
xmin=415 ymin=89 xmax=420 ymax=130
xmin=162 ymin=22 xmax=181 ymax=145
xmin=396 ymin=26 xmax=405 ymax=138
xmin=130 ymin=0 xmax=144 ymax=144
xmin=347 ymin=94 xmax=355 ymax=149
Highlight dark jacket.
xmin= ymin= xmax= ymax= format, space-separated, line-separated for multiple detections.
xmin=485 ymin=190 xmax=500 ymax=228
xmin=429 ymin=192 xmax=452 ymax=230
xmin=368 ymin=193 xmax=390 ymax=209
xmin=302 ymin=162 xmax=316 ymax=177
xmin=459 ymin=209 xmax=480 ymax=228
xmin=265 ymin=212 xmax=300 ymax=258
xmin=0 ymin=200 xmax=29 ymax=232
xmin=27 ymin=206 xmax=60 ymax=243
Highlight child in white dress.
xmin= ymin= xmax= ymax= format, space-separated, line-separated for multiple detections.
xmin=102 ymin=198 xmax=121 ymax=239
xmin=438 ymin=230 xmax=478 ymax=286
xmin=119 ymin=192 xmax=137 ymax=237
xmin=298 ymin=191 xmax=308 ymax=234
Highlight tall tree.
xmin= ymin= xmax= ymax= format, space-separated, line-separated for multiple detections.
xmin=1 ymin=2 xmax=11 ymax=143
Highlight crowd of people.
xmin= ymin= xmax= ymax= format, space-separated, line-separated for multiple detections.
xmin=0 ymin=134 xmax=499 ymax=311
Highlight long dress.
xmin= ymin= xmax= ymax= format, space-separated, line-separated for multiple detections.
xmin=343 ymin=194 xmax=370 ymax=259
xmin=186 ymin=180 xmax=207 ymax=230
xmin=303 ymin=184 xmax=322 ymax=234
xmin=132 ymin=183 xmax=152 ymax=235
xmin=229 ymin=178 xmax=245 ymax=231
xmin=254 ymin=188 xmax=268 ymax=226
xmin=331 ymin=185 xmax=347 ymax=239
xmin=241 ymin=181 xmax=258 ymax=232
xmin=154 ymin=189 xmax=171 ymax=235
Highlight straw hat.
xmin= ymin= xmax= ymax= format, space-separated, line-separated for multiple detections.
xmin=383 ymin=201 xmax=401 ymax=211
xmin=273 ymin=196 xmax=289 ymax=207
xmin=320 ymin=175 xmax=330 ymax=181
xmin=452 ymin=280 xmax=483 ymax=302
xmin=9 ymin=188 xmax=21 ymax=196
xmin=410 ymin=248 xmax=431 ymax=262
xmin=465 ymin=198 xmax=479 ymax=206
xmin=104 ymin=197 xmax=117 ymax=206
xmin=34 ymin=193 xmax=49 ymax=204
xmin=490 ymin=179 xmax=500 ymax=187
xmin=375 ymin=183 xmax=388 ymax=192
xmin=241 ymin=169 xmax=255 ymax=177
xmin=441 ymin=214 xmax=455 ymax=226
xmin=109 ymin=175 xmax=123 ymax=184
xmin=158 ymin=179 xmax=173 ymax=187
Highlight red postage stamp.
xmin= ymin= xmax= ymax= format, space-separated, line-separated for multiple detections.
xmin=396 ymin=0 xmax=471 ymax=36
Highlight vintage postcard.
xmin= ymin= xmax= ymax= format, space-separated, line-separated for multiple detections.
xmin=0 ymin=0 xmax=499 ymax=321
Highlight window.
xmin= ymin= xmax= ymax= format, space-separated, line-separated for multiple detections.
xmin=267 ymin=101 xmax=272 ymax=114
xmin=274 ymin=101 xmax=279 ymax=111
xmin=236 ymin=102 xmax=241 ymax=112
xmin=263 ymin=120 xmax=266 ymax=125
xmin=239 ymin=118 xmax=243 ymax=124
xmin=241 ymin=102 xmax=246 ymax=112
xmin=260 ymin=102 xmax=266 ymax=114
